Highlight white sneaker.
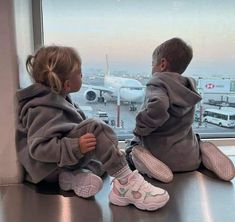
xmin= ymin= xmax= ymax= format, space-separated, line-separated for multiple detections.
xmin=109 ymin=170 xmax=169 ymax=211
xmin=132 ymin=145 xmax=173 ymax=183
xmin=59 ymin=170 xmax=103 ymax=198
xmin=200 ymin=141 xmax=235 ymax=181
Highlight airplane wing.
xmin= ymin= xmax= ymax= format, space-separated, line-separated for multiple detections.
xmin=82 ymin=84 xmax=114 ymax=94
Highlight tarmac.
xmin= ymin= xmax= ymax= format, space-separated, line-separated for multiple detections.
xmin=71 ymin=86 xmax=234 ymax=140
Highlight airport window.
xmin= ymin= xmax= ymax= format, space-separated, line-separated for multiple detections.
xmin=37 ymin=0 xmax=235 ymax=139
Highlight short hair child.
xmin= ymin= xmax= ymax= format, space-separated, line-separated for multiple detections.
xmin=152 ymin=37 xmax=193 ymax=74
xmin=128 ymin=37 xmax=235 ymax=183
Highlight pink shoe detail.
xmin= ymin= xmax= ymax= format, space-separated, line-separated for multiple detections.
xmin=132 ymin=145 xmax=173 ymax=183
xmin=200 ymin=141 xmax=235 ymax=181
xmin=109 ymin=170 xmax=169 ymax=211
xmin=59 ymin=170 xmax=103 ymax=198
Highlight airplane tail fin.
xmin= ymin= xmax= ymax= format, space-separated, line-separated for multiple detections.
xmin=105 ymin=54 xmax=110 ymax=77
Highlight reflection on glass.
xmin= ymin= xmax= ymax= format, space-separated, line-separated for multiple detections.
xmin=41 ymin=0 xmax=235 ymax=138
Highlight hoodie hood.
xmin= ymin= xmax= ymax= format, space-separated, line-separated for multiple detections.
xmin=148 ymin=72 xmax=201 ymax=117
xmin=16 ymin=83 xmax=75 ymax=123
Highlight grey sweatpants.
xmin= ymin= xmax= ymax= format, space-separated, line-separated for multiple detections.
xmin=65 ymin=118 xmax=128 ymax=176
xmin=31 ymin=118 xmax=128 ymax=183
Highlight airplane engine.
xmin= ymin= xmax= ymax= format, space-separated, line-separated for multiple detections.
xmin=84 ymin=89 xmax=97 ymax=101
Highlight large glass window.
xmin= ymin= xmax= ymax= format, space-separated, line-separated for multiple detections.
xmin=39 ymin=0 xmax=235 ymax=139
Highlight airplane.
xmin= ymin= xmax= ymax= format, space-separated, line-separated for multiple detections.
xmin=82 ymin=55 xmax=145 ymax=111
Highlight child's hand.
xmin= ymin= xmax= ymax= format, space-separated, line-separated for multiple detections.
xmin=79 ymin=133 xmax=97 ymax=154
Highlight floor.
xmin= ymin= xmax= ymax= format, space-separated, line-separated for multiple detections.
xmin=0 ymin=157 xmax=235 ymax=222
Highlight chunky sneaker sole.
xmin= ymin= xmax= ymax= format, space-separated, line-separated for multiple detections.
xmin=200 ymin=141 xmax=235 ymax=181
xmin=109 ymin=170 xmax=169 ymax=211
xmin=109 ymin=190 xmax=169 ymax=211
xmin=59 ymin=171 xmax=103 ymax=198
xmin=132 ymin=145 xmax=173 ymax=183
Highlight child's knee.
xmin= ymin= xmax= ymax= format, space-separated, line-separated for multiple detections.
xmin=90 ymin=117 xmax=106 ymax=126
xmin=88 ymin=118 xmax=113 ymax=133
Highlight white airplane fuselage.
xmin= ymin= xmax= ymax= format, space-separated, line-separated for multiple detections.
xmin=104 ymin=76 xmax=145 ymax=102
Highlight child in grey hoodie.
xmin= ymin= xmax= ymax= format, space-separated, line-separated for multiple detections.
xmin=16 ymin=45 xmax=169 ymax=211
xmin=128 ymin=38 xmax=235 ymax=182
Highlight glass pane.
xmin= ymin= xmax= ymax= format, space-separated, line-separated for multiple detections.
xmin=41 ymin=0 xmax=235 ymax=139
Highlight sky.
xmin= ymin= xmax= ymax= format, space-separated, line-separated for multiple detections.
xmin=42 ymin=0 xmax=235 ymax=78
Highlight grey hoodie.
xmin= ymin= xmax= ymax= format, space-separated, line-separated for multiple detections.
xmin=134 ymin=72 xmax=202 ymax=172
xmin=16 ymin=83 xmax=86 ymax=183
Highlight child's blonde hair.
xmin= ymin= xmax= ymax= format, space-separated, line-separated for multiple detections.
xmin=153 ymin=38 xmax=193 ymax=74
xmin=26 ymin=45 xmax=81 ymax=94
